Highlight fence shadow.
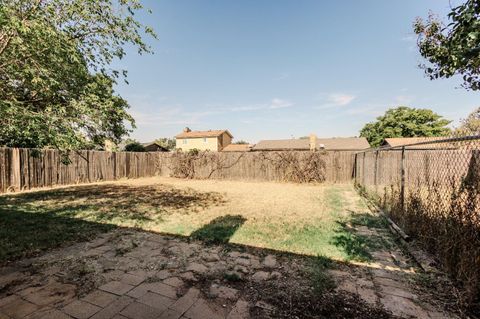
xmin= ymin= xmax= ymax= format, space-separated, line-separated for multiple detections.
xmin=331 ymin=212 xmax=391 ymax=262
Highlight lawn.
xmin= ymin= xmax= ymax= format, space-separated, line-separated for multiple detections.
xmin=0 ymin=177 xmax=383 ymax=263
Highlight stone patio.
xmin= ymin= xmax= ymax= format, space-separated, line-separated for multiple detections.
xmin=0 ymin=227 xmax=457 ymax=319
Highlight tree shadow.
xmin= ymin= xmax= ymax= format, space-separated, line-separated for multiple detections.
xmin=190 ymin=215 xmax=246 ymax=244
xmin=331 ymin=212 xmax=391 ymax=262
xmin=0 ymin=208 xmax=116 ymax=262
xmin=0 ymin=183 xmax=226 ymax=262
xmin=0 ymin=183 xmax=226 ymax=224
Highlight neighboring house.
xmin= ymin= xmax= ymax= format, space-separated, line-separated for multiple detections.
xmin=222 ymin=144 xmax=252 ymax=152
xmin=175 ymin=127 xmax=233 ymax=151
xmin=381 ymin=137 xmax=453 ymax=149
xmin=252 ymin=135 xmax=370 ymax=151
xmin=141 ymin=142 xmax=169 ymax=152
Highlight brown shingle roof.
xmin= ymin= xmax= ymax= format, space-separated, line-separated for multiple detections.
xmin=222 ymin=144 xmax=252 ymax=152
xmin=252 ymin=137 xmax=370 ymax=151
xmin=175 ymin=129 xmax=233 ymax=139
xmin=382 ymin=137 xmax=453 ymax=149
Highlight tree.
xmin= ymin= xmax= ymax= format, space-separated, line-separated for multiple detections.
xmin=154 ymin=138 xmax=176 ymax=151
xmin=0 ymin=0 xmax=156 ymax=150
xmin=359 ymin=107 xmax=452 ymax=147
xmin=124 ymin=141 xmax=146 ymax=152
xmin=414 ymin=0 xmax=480 ymax=90
xmin=457 ymin=107 xmax=480 ymax=135
xmin=233 ymin=140 xmax=249 ymax=144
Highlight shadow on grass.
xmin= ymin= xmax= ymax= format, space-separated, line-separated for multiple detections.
xmin=331 ymin=212 xmax=390 ymax=262
xmin=190 ymin=215 xmax=246 ymax=244
xmin=0 ymin=183 xmax=225 ymax=262
xmin=0 ymin=183 xmax=225 ymax=223
xmin=0 ymin=208 xmax=116 ymax=263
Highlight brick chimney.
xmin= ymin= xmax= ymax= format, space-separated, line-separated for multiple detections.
xmin=183 ymin=127 xmax=191 ymax=133
xmin=309 ymin=134 xmax=317 ymax=151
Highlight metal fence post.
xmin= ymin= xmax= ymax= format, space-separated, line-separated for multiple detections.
xmin=400 ymin=146 xmax=405 ymax=212
xmin=353 ymin=153 xmax=357 ymax=183
xmin=362 ymin=152 xmax=366 ymax=186
xmin=374 ymin=150 xmax=379 ymax=190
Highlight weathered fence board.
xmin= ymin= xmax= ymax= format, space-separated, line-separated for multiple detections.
xmin=0 ymin=148 xmax=357 ymax=193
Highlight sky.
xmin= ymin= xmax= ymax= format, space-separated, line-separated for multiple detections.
xmin=114 ymin=0 xmax=479 ymax=144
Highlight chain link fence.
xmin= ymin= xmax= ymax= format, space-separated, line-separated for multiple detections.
xmin=354 ymin=135 xmax=480 ymax=308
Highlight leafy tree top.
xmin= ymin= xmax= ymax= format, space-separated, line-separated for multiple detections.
xmin=233 ymin=140 xmax=249 ymax=145
xmin=359 ymin=106 xmax=452 ymax=147
xmin=154 ymin=138 xmax=176 ymax=151
xmin=124 ymin=141 xmax=146 ymax=152
xmin=0 ymin=0 xmax=156 ymax=151
xmin=414 ymin=0 xmax=480 ymax=90
xmin=457 ymin=107 xmax=480 ymax=135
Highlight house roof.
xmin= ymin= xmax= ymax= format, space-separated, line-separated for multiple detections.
xmin=141 ymin=142 xmax=169 ymax=151
xmin=252 ymin=137 xmax=370 ymax=151
xmin=222 ymin=144 xmax=252 ymax=152
xmin=382 ymin=137 xmax=453 ymax=149
xmin=175 ymin=129 xmax=233 ymax=139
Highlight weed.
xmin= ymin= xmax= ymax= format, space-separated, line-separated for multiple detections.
xmin=224 ymin=271 xmax=243 ymax=282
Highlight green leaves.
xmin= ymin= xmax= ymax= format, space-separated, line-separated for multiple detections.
xmin=414 ymin=0 xmax=480 ymax=90
xmin=359 ymin=107 xmax=452 ymax=147
xmin=0 ymin=0 xmax=156 ymax=151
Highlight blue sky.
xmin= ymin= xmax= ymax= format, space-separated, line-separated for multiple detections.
xmin=115 ymin=0 xmax=478 ymax=143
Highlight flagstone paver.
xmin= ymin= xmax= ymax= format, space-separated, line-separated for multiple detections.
xmin=25 ymin=307 xmax=73 ymax=319
xmin=63 ymin=300 xmax=101 ymax=319
xmin=137 ymin=291 xmax=174 ymax=311
xmin=226 ymin=299 xmax=250 ymax=319
xmin=89 ymin=296 xmax=133 ymax=319
xmin=183 ymin=298 xmax=224 ymax=319
xmin=82 ymin=290 xmax=118 ymax=308
xmin=99 ymin=281 xmax=135 ymax=296
xmin=120 ymin=302 xmax=161 ymax=319
xmin=1 ymin=297 xmax=39 ymax=318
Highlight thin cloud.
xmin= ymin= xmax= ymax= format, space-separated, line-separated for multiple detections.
xmin=315 ymin=93 xmax=356 ymax=109
xmin=269 ymin=98 xmax=293 ymax=109
xmin=394 ymin=95 xmax=414 ymax=105
xmin=328 ymin=93 xmax=356 ymax=106
xmin=274 ymin=72 xmax=290 ymax=81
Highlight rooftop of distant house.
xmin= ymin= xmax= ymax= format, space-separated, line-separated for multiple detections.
xmin=175 ymin=128 xmax=233 ymax=139
xmin=252 ymin=136 xmax=370 ymax=151
xmin=222 ymin=144 xmax=252 ymax=152
xmin=382 ymin=137 xmax=454 ymax=149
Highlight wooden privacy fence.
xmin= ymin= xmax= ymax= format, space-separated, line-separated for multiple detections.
xmin=0 ymin=148 xmax=357 ymax=193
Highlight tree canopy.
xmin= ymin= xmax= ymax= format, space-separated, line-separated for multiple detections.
xmin=233 ymin=140 xmax=249 ymax=145
xmin=359 ymin=107 xmax=452 ymax=147
xmin=124 ymin=141 xmax=146 ymax=152
xmin=414 ymin=0 xmax=480 ymax=90
xmin=0 ymin=0 xmax=156 ymax=151
xmin=154 ymin=137 xmax=176 ymax=151
xmin=457 ymin=107 xmax=480 ymax=135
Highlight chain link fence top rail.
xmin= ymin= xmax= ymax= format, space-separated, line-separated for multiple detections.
xmin=354 ymin=134 xmax=480 ymax=307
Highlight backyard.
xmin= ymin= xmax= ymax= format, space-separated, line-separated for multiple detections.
xmin=0 ymin=177 xmax=378 ymax=262
xmin=0 ymin=177 xmax=457 ymax=318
